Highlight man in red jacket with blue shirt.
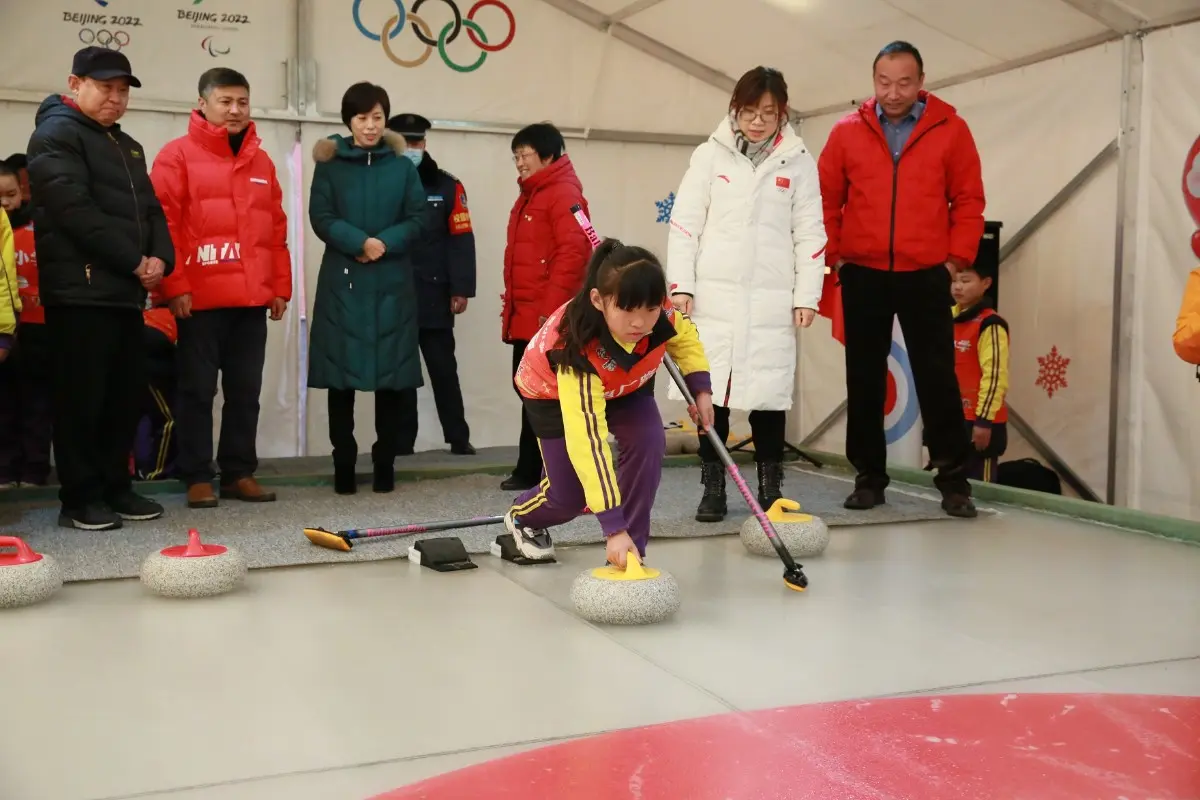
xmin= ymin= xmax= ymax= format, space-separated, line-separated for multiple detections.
xmin=151 ymin=67 xmax=292 ymax=509
xmin=818 ymin=41 xmax=986 ymax=519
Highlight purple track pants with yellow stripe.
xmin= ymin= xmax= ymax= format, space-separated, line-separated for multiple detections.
xmin=510 ymin=392 xmax=664 ymax=557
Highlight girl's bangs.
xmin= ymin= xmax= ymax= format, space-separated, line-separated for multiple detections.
xmin=612 ymin=260 xmax=667 ymax=311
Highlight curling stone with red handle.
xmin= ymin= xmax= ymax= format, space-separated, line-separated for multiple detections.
xmin=0 ymin=536 xmax=63 ymax=609
xmin=140 ymin=528 xmax=247 ymax=598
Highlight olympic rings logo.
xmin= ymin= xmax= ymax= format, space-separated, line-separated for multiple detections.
xmin=78 ymin=28 xmax=130 ymax=51
xmin=351 ymin=0 xmax=516 ymax=73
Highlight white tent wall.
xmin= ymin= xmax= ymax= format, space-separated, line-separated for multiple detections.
xmin=1128 ymin=22 xmax=1200 ymax=521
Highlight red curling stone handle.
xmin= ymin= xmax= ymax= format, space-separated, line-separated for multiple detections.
xmin=0 ymin=536 xmax=44 ymax=566
xmin=160 ymin=529 xmax=227 ymax=558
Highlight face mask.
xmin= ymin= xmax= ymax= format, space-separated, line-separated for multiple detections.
xmin=403 ymin=148 xmax=424 ymax=166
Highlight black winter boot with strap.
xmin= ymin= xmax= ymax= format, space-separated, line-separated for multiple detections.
xmin=695 ymin=462 xmax=727 ymax=522
xmin=757 ymin=461 xmax=784 ymax=510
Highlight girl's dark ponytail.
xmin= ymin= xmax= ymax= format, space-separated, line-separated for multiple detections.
xmin=554 ymin=239 xmax=621 ymax=374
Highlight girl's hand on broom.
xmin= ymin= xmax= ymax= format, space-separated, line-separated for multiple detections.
xmin=606 ymin=531 xmax=638 ymax=568
xmin=689 ymin=391 xmax=715 ymax=432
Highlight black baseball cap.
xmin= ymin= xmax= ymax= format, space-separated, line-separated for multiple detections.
xmin=387 ymin=113 xmax=432 ymax=139
xmin=71 ymin=46 xmax=141 ymax=88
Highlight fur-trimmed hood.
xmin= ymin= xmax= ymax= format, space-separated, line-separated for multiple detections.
xmin=312 ymin=129 xmax=407 ymax=163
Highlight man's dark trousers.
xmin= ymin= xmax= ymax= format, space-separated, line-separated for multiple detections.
xmin=397 ymin=327 xmax=470 ymax=452
xmin=45 ymin=306 xmax=146 ymax=508
xmin=175 ymin=307 xmax=267 ymax=485
xmin=839 ymin=263 xmax=971 ymax=496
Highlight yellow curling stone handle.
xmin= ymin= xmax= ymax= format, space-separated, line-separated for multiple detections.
xmin=766 ymin=498 xmax=813 ymax=524
xmin=590 ymin=551 xmax=660 ymax=581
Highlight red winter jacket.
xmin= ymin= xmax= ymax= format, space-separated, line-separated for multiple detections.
xmin=817 ymin=93 xmax=985 ymax=273
xmin=151 ymin=112 xmax=292 ymax=310
xmin=501 ymin=155 xmax=591 ymax=343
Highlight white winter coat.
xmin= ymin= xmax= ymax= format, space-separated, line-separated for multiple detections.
xmin=666 ymin=118 xmax=827 ymax=411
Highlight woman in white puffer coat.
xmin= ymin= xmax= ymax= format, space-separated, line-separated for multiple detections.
xmin=666 ymin=66 xmax=827 ymax=523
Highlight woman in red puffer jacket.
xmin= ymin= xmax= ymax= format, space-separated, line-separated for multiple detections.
xmin=499 ymin=123 xmax=592 ymax=491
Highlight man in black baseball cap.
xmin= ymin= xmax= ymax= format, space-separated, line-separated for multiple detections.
xmin=386 ymin=112 xmax=478 ymax=457
xmin=71 ymin=45 xmax=142 ymax=89
xmin=24 ymin=45 xmax=174 ymax=529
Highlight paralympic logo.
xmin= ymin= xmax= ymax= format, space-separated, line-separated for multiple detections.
xmin=201 ymin=35 xmax=230 ymax=57
xmin=79 ymin=28 xmax=130 ymax=51
xmin=352 ymin=0 xmax=516 ymax=73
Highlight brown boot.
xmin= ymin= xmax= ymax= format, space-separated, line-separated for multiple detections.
xmin=219 ymin=476 xmax=277 ymax=503
xmin=187 ymin=482 xmax=219 ymax=509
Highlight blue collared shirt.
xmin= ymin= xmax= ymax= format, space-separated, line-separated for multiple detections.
xmin=877 ymin=100 xmax=925 ymax=161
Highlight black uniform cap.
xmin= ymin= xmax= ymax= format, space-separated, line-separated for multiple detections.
xmin=387 ymin=113 xmax=432 ymax=139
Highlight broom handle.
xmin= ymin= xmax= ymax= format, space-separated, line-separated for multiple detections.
xmin=660 ymin=355 xmax=799 ymax=568
xmin=567 ymin=203 xmax=798 ymax=570
xmin=346 ymin=515 xmax=506 ymax=540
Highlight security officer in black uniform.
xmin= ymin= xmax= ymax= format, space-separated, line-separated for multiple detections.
xmin=388 ymin=113 xmax=476 ymax=455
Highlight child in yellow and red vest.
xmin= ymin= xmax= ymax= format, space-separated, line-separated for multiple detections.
xmin=507 ymin=239 xmax=715 ymax=566
xmin=0 ymin=161 xmax=52 ymax=487
xmin=951 ymin=262 xmax=1010 ymax=482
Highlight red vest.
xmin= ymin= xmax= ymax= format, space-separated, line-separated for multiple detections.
xmin=12 ymin=221 xmax=42 ymax=325
xmin=143 ymin=306 xmax=178 ymax=345
xmin=515 ymin=300 xmax=678 ymax=401
xmin=954 ymin=306 xmax=1008 ymax=423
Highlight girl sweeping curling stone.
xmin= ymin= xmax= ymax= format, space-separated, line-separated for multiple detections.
xmin=505 ymin=239 xmax=715 ymax=567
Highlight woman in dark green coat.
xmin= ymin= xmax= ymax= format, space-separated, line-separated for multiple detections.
xmin=308 ymin=82 xmax=428 ymax=495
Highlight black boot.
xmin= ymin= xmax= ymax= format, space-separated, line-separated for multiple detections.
xmin=756 ymin=461 xmax=784 ymax=510
xmin=373 ymin=461 xmax=395 ymax=493
xmin=334 ymin=462 xmax=357 ymax=495
xmin=695 ymin=462 xmax=727 ymax=522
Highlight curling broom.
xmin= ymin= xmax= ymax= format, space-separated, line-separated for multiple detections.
xmin=305 ymin=515 xmax=506 ymax=552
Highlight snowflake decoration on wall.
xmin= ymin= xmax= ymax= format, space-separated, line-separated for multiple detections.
xmin=655 ymin=192 xmax=676 ymax=224
xmin=1035 ymin=346 xmax=1070 ymax=398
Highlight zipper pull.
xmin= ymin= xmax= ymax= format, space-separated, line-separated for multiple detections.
xmin=85 ymin=265 xmax=91 ymax=284
xmin=368 ymin=152 xmax=372 ymax=166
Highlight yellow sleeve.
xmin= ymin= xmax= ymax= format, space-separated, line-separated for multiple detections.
xmin=0 ymin=209 xmax=19 ymax=337
xmin=556 ymin=366 xmax=625 ymax=527
xmin=664 ymin=310 xmax=712 ymax=394
xmin=975 ymin=322 xmax=1009 ymax=422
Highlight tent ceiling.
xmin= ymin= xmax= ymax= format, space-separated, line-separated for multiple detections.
xmin=553 ymin=0 xmax=1200 ymax=117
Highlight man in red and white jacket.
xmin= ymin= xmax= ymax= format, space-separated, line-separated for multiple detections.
xmin=150 ymin=67 xmax=291 ymax=509
xmin=818 ymin=41 xmax=985 ymax=519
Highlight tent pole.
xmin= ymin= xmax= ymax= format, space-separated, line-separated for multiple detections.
xmin=1105 ymin=33 xmax=1145 ymax=506
xmin=534 ymin=0 xmax=736 ymax=94
xmin=1056 ymin=0 xmax=1145 ymax=34
xmin=800 ymin=400 xmax=847 ymax=447
xmin=999 ymin=139 xmax=1117 ymax=262
xmin=1008 ymin=409 xmax=1101 ymax=501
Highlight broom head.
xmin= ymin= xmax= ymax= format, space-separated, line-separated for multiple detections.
xmin=304 ymin=527 xmax=352 ymax=551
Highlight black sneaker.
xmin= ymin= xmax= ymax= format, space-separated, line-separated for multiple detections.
xmin=107 ymin=490 xmax=164 ymax=521
xmin=450 ymin=442 xmax=476 ymax=455
xmin=503 ymin=509 xmax=554 ymax=560
xmin=58 ymin=503 xmax=122 ymax=530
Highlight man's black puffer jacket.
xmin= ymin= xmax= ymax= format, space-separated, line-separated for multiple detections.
xmin=25 ymin=94 xmax=174 ymax=310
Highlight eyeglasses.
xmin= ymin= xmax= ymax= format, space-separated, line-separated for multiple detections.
xmin=737 ymin=108 xmax=779 ymax=124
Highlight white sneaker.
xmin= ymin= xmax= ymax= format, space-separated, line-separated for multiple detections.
xmin=504 ymin=510 xmax=555 ymax=560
